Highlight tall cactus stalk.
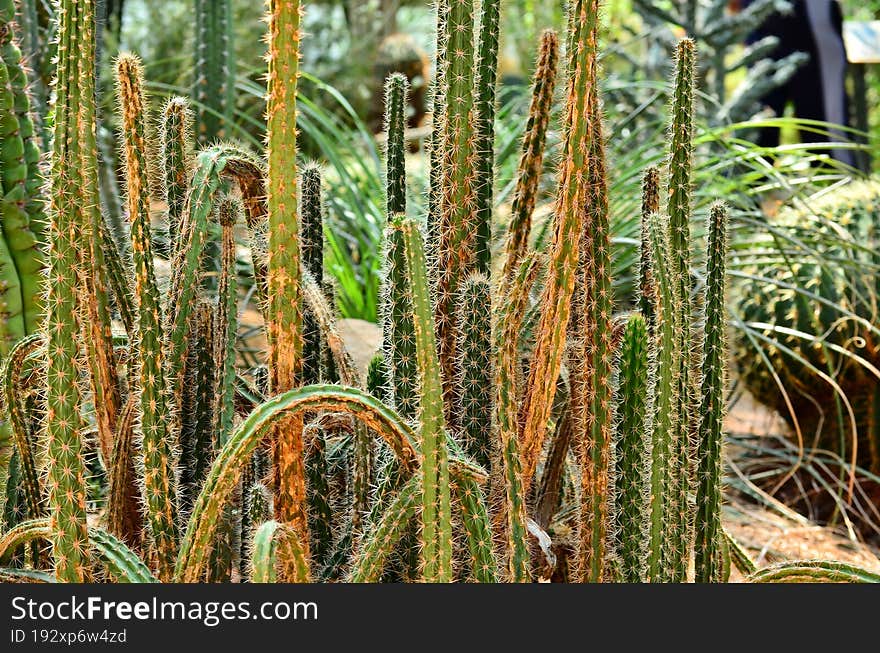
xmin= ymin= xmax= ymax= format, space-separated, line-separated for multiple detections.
xmin=570 ymin=33 xmax=614 ymax=583
xmin=265 ymin=0 xmax=309 ymax=570
xmin=667 ymin=38 xmax=697 ymax=582
xmin=161 ymin=97 xmax=192 ymax=256
xmin=472 ymin=0 xmax=501 ymax=272
xmin=435 ymin=0 xmax=479 ymax=423
xmin=518 ymin=0 xmax=600 ymax=494
xmin=638 ymin=166 xmax=660 ymax=328
xmin=194 ymin=0 xmax=233 ymax=144
xmin=44 ymin=0 xmax=97 ymax=582
xmin=694 ymin=202 xmax=728 ymax=583
xmin=396 ymin=216 xmax=453 ymax=583
xmin=301 ymin=164 xmax=324 ymax=386
xmin=501 ymin=28 xmax=559 ymax=286
xmin=381 ymin=73 xmax=418 ymax=421
xmin=614 ymin=314 xmax=651 ymax=582
xmin=116 ymin=53 xmax=179 ymax=581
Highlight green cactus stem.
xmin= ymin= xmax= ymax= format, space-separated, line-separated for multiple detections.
xmin=694 ymin=202 xmax=728 ymax=583
xmin=396 ymin=216 xmax=453 ymax=583
xmin=456 ymin=274 xmax=493 ymax=470
xmin=251 ymin=520 xmax=310 ymax=583
xmin=213 ymin=196 xmax=239 ymax=448
xmin=748 ymin=560 xmax=880 ymax=583
xmin=435 ymin=0 xmax=479 ymax=423
xmin=473 ymin=0 xmax=500 ymax=272
xmin=193 ymin=0 xmax=233 ymax=144
xmin=117 ymin=53 xmax=179 ymax=581
xmin=301 ymin=164 xmax=324 ymax=386
xmin=613 ymin=313 xmax=651 ymax=583
xmin=161 ymin=97 xmax=193 ymax=255
xmin=501 ymin=28 xmax=559 ymax=286
xmin=305 ymin=426 xmax=333 ymax=568
xmin=639 ymin=166 xmax=660 ymax=328
xmin=667 ymin=38 xmax=698 ymax=583
xmin=45 ymin=0 xmax=98 ymax=582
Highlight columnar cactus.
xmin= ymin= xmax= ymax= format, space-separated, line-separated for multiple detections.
xmin=614 ymin=313 xmax=651 ymax=583
xmin=265 ymin=0 xmax=309 ymax=563
xmin=194 ymin=0 xmax=233 ymax=143
xmin=301 ymin=164 xmax=324 ymax=386
xmin=161 ymin=97 xmax=193 ymax=255
xmin=116 ymin=53 xmax=179 ymax=581
xmin=694 ymin=202 xmax=728 ymax=583
xmin=44 ymin=0 xmax=96 ymax=583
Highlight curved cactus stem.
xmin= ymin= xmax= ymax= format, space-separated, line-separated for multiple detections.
xmin=0 ymin=567 xmax=54 ymax=583
xmin=501 ymin=28 xmax=559 ymax=287
xmin=0 ymin=516 xmax=49 ymax=564
xmin=349 ymin=476 xmax=419 ymax=583
xmin=723 ymin=528 xmax=756 ymax=576
xmin=89 ymin=527 xmax=157 ymax=583
xmin=116 ymin=53 xmax=179 ymax=580
xmin=395 ymin=216 xmax=453 ymax=583
xmin=1 ymin=333 xmax=43 ymax=519
xmin=175 ymin=385 xmax=419 ymax=582
xmin=748 ymin=560 xmax=880 ymax=584
xmin=250 ymin=520 xmax=310 ymax=583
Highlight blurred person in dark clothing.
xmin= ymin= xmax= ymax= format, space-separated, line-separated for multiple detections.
xmin=734 ymin=0 xmax=854 ymax=166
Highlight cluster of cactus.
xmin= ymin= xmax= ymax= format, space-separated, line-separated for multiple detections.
xmin=0 ymin=0 xmax=870 ymax=585
xmin=733 ymin=180 xmax=880 ymax=473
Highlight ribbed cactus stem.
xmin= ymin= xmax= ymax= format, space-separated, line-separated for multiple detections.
xmin=160 ymin=97 xmax=192 ymax=255
xmin=213 ymin=197 xmax=239 ymax=448
xmin=571 ymin=48 xmax=614 ymax=583
xmin=116 ymin=53 xmax=179 ymax=581
xmin=646 ymin=210 xmax=682 ymax=583
xmin=193 ymin=0 xmax=233 ymax=143
xmin=519 ymin=0 xmax=600 ymax=494
xmin=456 ymin=274 xmax=493 ymax=469
xmin=266 ymin=0 xmax=309 ymax=564
xmin=305 ymin=428 xmax=332 ymax=568
xmin=495 ymin=252 xmax=542 ymax=582
xmin=45 ymin=0 xmax=97 ymax=582
xmin=0 ymin=19 xmax=44 ymax=335
xmin=639 ymin=166 xmax=660 ymax=328
xmin=426 ymin=0 xmax=448 ymax=256
xmin=396 ymin=216 xmax=453 ymax=582
xmin=614 ymin=314 xmax=651 ymax=583
xmin=435 ymin=0 xmax=479 ymax=423
xmin=301 ymin=163 xmax=323 ymax=386
xmin=501 ymin=28 xmax=559 ymax=286
xmin=667 ymin=38 xmax=697 ymax=582
xmin=473 ymin=0 xmax=500 ymax=272
xmin=694 ymin=202 xmax=728 ymax=583
xmin=107 ymin=396 xmax=141 ymax=549
xmin=384 ymin=73 xmax=408 ymax=217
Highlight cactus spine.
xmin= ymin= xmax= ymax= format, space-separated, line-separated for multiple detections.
xmin=694 ymin=203 xmax=728 ymax=583
xmin=301 ymin=164 xmax=324 ymax=386
xmin=266 ymin=0 xmax=309 ymax=564
xmin=116 ymin=53 xmax=179 ymax=581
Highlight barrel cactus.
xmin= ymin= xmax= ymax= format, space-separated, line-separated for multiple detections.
xmin=733 ymin=180 xmax=880 ymax=471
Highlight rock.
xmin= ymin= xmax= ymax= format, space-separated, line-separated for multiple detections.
xmin=337 ymin=318 xmax=382 ymax=375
